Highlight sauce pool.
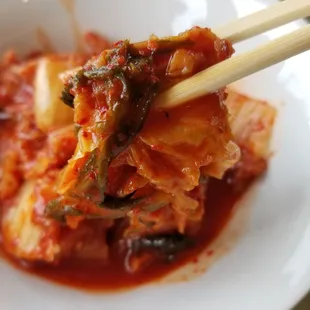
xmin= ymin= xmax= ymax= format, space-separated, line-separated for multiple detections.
xmin=0 ymin=178 xmax=247 ymax=291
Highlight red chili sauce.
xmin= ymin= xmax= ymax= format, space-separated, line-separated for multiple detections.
xmin=0 ymin=29 xmax=256 ymax=292
xmin=0 ymin=178 xmax=247 ymax=291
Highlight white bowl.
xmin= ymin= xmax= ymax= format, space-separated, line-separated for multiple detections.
xmin=1 ymin=0 xmax=310 ymax=310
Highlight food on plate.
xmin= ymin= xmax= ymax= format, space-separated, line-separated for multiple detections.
xmin=0 ymin=27 xmax=276 ymax=289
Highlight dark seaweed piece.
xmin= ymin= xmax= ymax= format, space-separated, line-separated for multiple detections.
xmin=45 ymin=199 xmax=82 ymax=223
xmin=109 ymin=56 xmax=159 ymax=158
xmin=61 ymin=86 xmax=75 ymax=108
xmin=110 ymin=81 xmax=158 ymax=158
xmin=72 ymin=69 xmax=87 ymax=85
xmin=130 ymin=233 xmax=194 ymax=260
xmin=60 ymin=69 xmax=86 ymax=108
xmin=99 ymin=192 xmax=143 ymax=210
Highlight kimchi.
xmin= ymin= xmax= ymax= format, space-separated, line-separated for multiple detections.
xmin=0 ymin=27 xmax=275 ymax=284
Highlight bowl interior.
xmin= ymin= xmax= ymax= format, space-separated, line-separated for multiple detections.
xmin=1 ymin=1 xmax=310 ymax=310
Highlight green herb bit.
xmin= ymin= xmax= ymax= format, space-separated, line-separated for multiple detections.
xmin=45 ymin=199 xmax=82 ymax=223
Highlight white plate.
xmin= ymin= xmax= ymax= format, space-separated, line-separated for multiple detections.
xmin=1 ymin=0 xmax=310 ymax=310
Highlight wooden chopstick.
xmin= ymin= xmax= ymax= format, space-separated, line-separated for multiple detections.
xmin=214 ymin=0 xmax=310 ymax=43
xmin=61 ymin=0 xmax=310 ymax=111
xmin=154 ymin=24 xmax=310 ymax=110
xmin=128 ymin=1 xmax=310 ymax=52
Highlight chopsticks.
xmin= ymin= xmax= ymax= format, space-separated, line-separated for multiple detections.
xmin=215 ymin=0 xmax=310 ymax=43
xmin=155 ymin=25 xmax=310 ymax=109
xmin=154 ymin=0 xmax=310 ymax=110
